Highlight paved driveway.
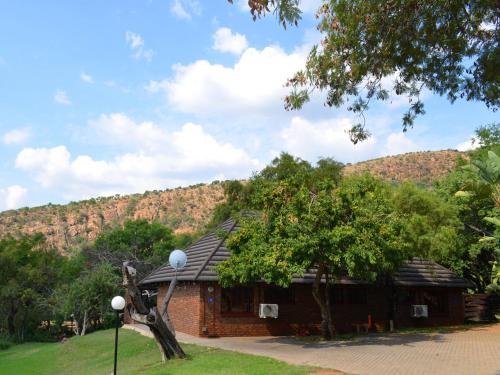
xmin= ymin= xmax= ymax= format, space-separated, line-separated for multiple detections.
xmin=126 ymin=323 xmax=500 ymax=375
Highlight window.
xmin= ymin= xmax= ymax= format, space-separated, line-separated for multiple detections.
xmin=346 ymin=287 xmax=367 ymax=304
xmin=330 ymin=287 xmax=367 ymax=305
xmin=263 ymin=286 xmax=295 ymax=305
xmin=423 ymin=291 xmax=448 ymax=315
xmin=397 ymin=289 xmax=417 ymax=305
xmin=221 ymin=287 xmax=254 ymax=315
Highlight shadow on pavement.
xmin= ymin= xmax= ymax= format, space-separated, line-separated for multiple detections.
xmin=255 ymin=332 xmax=447 ymax=348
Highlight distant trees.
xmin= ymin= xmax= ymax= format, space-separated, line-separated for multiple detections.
xmin=0 ymin=235 xmax=68 ymax=341
xmin=0 ymin=219 xmax=180 ymax=343
xmin=56 ymin=262 xmax=120 ymax=336
xmin=60 ymin=219 xmax=178 ymax=336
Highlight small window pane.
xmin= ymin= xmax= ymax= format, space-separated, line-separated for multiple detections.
xmin=221 ymin=287 xmax=254 ymax=313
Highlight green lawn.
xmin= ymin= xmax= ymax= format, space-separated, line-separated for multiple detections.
xmin=0 ymin=329 xmax=319 ymax=375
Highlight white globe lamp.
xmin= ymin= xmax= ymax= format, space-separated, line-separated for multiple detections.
xmin=169 ymin=249 xmax=187 ymax=270
xmin=111 ymin=295 xmax=126 ymax=375
xmin=111 ymin=295 xmax=126 ymax=311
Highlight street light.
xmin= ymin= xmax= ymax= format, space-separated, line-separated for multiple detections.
xmin=111 ymin=295 xmax=126 ymax=375
xmin=169 ymin=249 xmax=187 ymax=271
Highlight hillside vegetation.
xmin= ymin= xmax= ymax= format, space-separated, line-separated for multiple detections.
xmin=343 ymin=149 xmax=464 ymax=185
xmin=0 ymin=150 xmax=464 ymax=252
xmin=0 ymin=183 xmax=224 ymax=253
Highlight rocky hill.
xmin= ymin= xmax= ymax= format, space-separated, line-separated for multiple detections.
xmin=0 ymin=150 xmax=465 ymax=252
xmin=0 ymin=183 xmax=225 ymax=253
xmin=343 ymin=149 xmax=465 ymax=185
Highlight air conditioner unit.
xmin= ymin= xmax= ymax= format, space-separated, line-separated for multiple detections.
xmin=411 ymin=305 xmax=428 ymax=318
xmin=259 ymin=304 xmax=278 ymax=319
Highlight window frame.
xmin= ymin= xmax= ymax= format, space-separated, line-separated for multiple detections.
xmin=220 ymin=286 xmax=255 ymax=317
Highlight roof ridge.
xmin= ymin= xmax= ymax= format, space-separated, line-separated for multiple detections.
xmin=138 ymin=229 xmax=215 ymax=285
xmin=193 ymin=218 xmax=237 ymax=281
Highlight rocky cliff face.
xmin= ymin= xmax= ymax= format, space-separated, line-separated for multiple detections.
xmin=0 ymin=150 xmax=464 ymax=253
xmin=0 ymin=183 xmax=224 ymax=253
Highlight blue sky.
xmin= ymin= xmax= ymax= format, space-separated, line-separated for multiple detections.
xmin=0 ymin=0 xmax=498 ymax=211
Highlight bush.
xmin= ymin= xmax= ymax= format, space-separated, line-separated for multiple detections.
xmin=0 ymin=336 xmax=13 ymax=350
xmin=26 ymin=328 xmax=60 ymax=343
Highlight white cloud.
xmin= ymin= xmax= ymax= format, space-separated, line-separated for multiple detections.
xmin=54 ymin=89 xmax=71 ymax=105
xmin=125 ymin=31 xmax=154 ymax=62
xmin=153 ymin=45 xmax=305 ymax=116
xmin=88 ymin=113 xmax=168 ymax=150
xmin=125 ymin=31 xmax=144 ymax=49
xmin=170 ymin=0 xmax=201 ymax=20
xmin=104 ymin=80 xmax=116 ymax=87
xmin=212 ymin=27 xmax=248 ymax=55
xmin=280 ymin=116 xmax=377 ymax=163
xmin=3 ymin=127 xmax=31 ymax=144
xmin=456 ymin=136 xmax=480 ymax=152
xmin=299 ymin=0 xmax=322 ymax=13
xmin=144 ymin=80 xmax=167 ymax=94
xmin=16 ymin=114 xmax=259 ymax=200
xmin=80 ymin=72 xmax=93 ymax=83
xmin=382 ymin=132 xmax=420 ymax=156
xmin=0 ymin=185 xmax=27 ymax=211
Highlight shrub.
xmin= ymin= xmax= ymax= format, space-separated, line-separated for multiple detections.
xmin=0 ymin=336 xmax=13 ymax=350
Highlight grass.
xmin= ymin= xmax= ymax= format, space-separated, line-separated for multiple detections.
xmin=0 ymin=329 xmax=320 ymax=375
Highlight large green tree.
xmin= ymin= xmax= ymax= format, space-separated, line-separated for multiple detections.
xmin=233 ymin=0 xmax=499 ymax=143
xmin=93 ymin=219 xmax=176 ymax=265
xmin=217 ymin=154 xmax=409 ymax=338
xmin=393 ymin=182 xmax=464 ymax=274
xmin=434 ymin=124 xmax=500 ymax=291
xmin=0 ymin=235 xmax=66 ymax=341
xmin=460 ymin=149 xmax=500 ymax=292
xmin=56 ymin=262 xmax=120 ymax=336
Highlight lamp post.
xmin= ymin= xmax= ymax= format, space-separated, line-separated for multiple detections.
xmin=111 ymin=295 xmax=126 ymax=375
xmin=169 ymin=249 xmax=187 ymax=272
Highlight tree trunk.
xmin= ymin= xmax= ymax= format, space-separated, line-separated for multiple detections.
xmin=122 ymin=262 xmax=185 ymax=361
xmin=7 ymin=305 xmax=16 ymax=337
xmin=311 ymin=265 xmax=335 ymax=339
xmin=80 ymin=311 xmax=87 ymax=336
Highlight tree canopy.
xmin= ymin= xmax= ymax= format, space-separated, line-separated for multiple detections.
xmin=234 ymin=0 xmax=499 ymax=143
xmin=93 ymin=219 xmax=175 ymax=264
xmin=434 ymin=124 xmax=500 ymax=291
xmin=217 ymin=154 xmax=412 ymax=337
xmin=0 ymin=235 xmax=67 ymax=341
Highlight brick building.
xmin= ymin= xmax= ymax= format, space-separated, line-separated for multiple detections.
xmin=135 ymin=218 xmax=474 ymax=337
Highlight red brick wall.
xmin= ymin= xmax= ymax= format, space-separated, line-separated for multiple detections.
xmin=199 ymin=283 xmax=322 ymax=337
xmin=158 ymin=282 xmax=202 ymax=336
xmin=153 ymin=282 xmax=465 ymax=337
xmin=394 ymin=287 xmax=465 ymax=328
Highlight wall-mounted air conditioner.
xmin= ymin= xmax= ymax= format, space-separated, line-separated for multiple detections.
xmin=411 ymin=304 xmax=428 ymax=318
xmin=259 ymin=303 xmax=278 ymax=319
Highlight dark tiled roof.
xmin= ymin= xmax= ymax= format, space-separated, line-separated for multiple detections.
xmin=140 ymin=218 xmax=237 ymax=285
xmin=393 ymin=258 xmax=475 ymax=288
xmin=140 ymin=221 xmax=474 ymax=289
